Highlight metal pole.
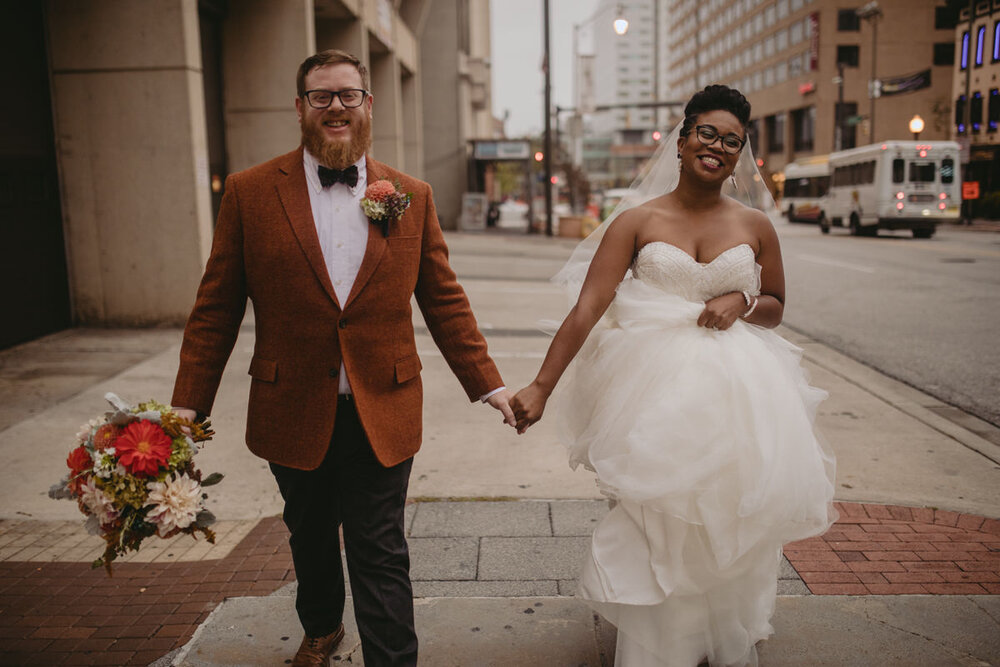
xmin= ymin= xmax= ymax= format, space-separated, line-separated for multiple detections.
xmin=653 ymin=0 xmax=660 ymax=131
xmin=869 ymin=15 xmax=877 ymax=142
xmin=963 ymin=0 xmax=974 ymax=223
xmin=543 ymin=0 xmax=554 ymax=237
xmin=835 ymin=61 xmax=844 ymax=151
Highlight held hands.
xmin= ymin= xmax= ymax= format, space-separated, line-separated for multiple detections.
xmin=510 ymin=382 xmax=551 ymax=435
xmin=172 ymin=407 xmax=199 ymax=436
xmin=486 ymin=389 xmax=517 ymax=427
xmin=697 ymin=292 xmax=748 ymax=332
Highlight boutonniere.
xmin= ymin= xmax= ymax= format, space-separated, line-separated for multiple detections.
xmin=360 ymin=180 xmax=413 ymax=237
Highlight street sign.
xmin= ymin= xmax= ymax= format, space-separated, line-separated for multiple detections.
xmin=962 ymin=181 xmax=980 ymax=200
xmin=845 ymin=115 xmax=866 ymax=126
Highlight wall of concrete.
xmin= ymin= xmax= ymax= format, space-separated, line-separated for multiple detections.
xmin=222 ymin=0 xmax=315 ymax=172
xmin=47 ymin=0 xmax=213 ymax=325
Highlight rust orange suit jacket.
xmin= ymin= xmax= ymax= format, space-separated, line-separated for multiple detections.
xmin=172 ymin=148 xmax=503 ymax=470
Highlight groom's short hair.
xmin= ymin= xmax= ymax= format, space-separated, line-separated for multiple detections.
xmin=296 ymin=49 xmax=371 ymax=97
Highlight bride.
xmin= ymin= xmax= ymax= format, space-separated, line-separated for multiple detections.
xmin=511 ymin=85 xmax=837 ymax=666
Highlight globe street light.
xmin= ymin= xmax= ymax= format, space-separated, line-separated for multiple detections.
xmin=909 ymin=114 xmax=924 ymax=140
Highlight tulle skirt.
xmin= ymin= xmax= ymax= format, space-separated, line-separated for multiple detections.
xmin=555 ymin=279 xmax=837 ymax=667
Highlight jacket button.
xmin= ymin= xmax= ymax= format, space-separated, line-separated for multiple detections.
xmin=328 ymin=368 xmax=339 ymax=378
xmin=339 ymin=319 xmax=348 ymax=329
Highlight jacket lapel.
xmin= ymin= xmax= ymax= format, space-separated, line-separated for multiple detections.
xmin=344 ymin=157 xmax=387 ymax=309
xmin=275 ymin=148 xmax=341 ymax=309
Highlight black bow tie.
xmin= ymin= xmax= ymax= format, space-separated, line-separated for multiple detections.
xmin=317 ymin=164 xmax=358 ymax=188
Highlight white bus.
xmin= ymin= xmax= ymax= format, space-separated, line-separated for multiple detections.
xmin=782 ymin=159 xmax=830 ymax=223
xmin=820 ymin=141 xmax=961 ymax=239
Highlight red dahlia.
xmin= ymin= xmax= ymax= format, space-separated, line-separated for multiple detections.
xmin=114 ymin=420 xmax=172 ymax=477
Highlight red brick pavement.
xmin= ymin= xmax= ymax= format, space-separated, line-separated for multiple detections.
xmin=784 ymin=502 xmax=1000 ymax=595
xmin=0 ymin=517 xmax=293 ymax=666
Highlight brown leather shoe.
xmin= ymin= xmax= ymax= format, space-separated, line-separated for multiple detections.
xmin=291 ymin=624 xmax=345 ymax=667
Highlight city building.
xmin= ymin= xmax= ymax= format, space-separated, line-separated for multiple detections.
xmin=952 ymin=0 xmax=1000 ymax=216
xmin=4 ymin=0 xmax=494 ymax=347
xmin=664 ymin=0 xmax=957 ymax=195
xmin=576 ymin=0 xmax=665 ymax=189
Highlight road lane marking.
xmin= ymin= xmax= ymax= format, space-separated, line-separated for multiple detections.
xmin=793 ymin=253 xmax=877 ymax=273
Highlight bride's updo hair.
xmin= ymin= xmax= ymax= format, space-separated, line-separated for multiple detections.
xmin=679 ymin=85 xmax=751 ymax=137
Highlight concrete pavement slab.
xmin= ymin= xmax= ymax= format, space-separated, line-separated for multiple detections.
xmin=174 ymin=593 xmax=1000 ymax=666
xmin=477 ymin=536 xmax=591 ymax=581
xmin=408 ymin=537 xmax=479 ymax=581
xmin=409 ymin=500 xmax=551 ymax=537
xmin=550 ymin=499 xmax=610 ymax=536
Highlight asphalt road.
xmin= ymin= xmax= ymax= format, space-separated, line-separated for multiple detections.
xmin=777 ymin=220 xmax=1000 ymax=427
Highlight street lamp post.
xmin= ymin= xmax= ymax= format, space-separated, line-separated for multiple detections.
xmin=909 ymin=114 xmax=924 ymax=141
xmin=856 ymin=1 xmax=883 ymax=142
xmin=543 ymin=0 xmax=553 ymax=236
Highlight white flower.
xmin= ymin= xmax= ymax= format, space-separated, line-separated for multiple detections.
xmin=145 ymin=473 xmax=203 ymax=536
xmin=75 ymin=418 xmax=101 ymax=444
xmin=78 ymin=479 xmax=118 ymax=526
xmin=92 ymin=448 xmax=117 ymax=479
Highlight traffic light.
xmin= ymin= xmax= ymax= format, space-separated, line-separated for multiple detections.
xmin=534 ymin=151 xmax=544 ymax=162
xmin=652 ymin=131 xmax=662 ymax=142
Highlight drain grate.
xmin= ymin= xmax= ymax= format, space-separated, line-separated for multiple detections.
xmin=940 ymin=257 xmax=976 ymax=263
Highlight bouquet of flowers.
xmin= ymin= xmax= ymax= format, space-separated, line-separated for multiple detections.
xmin=360 ymin=179 xmax=412 ymax=237
xmin=49 ymin=393 xmax=222 ymax=574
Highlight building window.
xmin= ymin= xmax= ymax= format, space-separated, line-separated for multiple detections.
xmin=932 ymin=42 xmax=955 ymax=66
xmin=766 ymin=113 xmax=786 ymax=153
xmin=994 ymin=21 xmax=1000 ymax=61
xmin=956 ymin=94 xmax=967 ymax=134
xmin=977 ymin=25 xmax=987 ymax=66
xmin=989 ymin=88 xmax=1000 ymax=132
xmin=792 ymin=106 xmax=815 ymax=152
xmin=837 ymin=45 xmax=860 ymax=67
xmin=972 ymin=91 xmax=983 ymax=132
xmin=961 ymin=30 xmax=970 ymax=69
xmin=935 ymin=6 xmax=957 ymax=30
xmin=837 ymin=9 xmax=860 ymax=31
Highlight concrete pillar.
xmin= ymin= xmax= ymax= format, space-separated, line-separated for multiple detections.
xmin=46 ymin=0 xmax=213 ymax=325
xmin=370 ymin=52 xmax=404 ymax=169
xmin=223 ymin=0 xmax=315 ymax=172
xmin=316 ymin=16 xmax=368 ymax=57
xmin=401 ymin=69 xmax=423 ymax=179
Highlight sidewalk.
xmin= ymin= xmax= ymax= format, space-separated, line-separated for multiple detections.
xmin=0 ymin=230 xmax=998 ymax=666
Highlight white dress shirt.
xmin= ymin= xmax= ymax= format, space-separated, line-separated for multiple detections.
xmin=303 ymin=149 xmax=368 ymax=394
xmin=303 ymin=149 xmax=504 ymax=403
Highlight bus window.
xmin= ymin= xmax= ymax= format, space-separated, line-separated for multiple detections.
xmin=909 ymin=162 xmax=936 ymax=182
xmin=892 ymin=158 xmax=905 ymax=183
xmin=816 ymin=176 xmax=830 ymax=195
xmin=941 ymin=158 xmax=955 ymax=183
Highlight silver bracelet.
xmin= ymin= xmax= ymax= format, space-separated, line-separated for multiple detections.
xmin=741 ymin=294 xmax=759 ymax=319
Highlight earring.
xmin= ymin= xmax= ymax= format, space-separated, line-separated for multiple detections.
xmin=676 ymin=152 xmax=681 ymax=158
xmin=730 ymin=174 xmax=738 ymax=189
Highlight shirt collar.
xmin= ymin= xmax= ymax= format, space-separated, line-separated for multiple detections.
xmin=303 ymin=149 xmax=367 ymax=196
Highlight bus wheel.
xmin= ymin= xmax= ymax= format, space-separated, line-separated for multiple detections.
xmin=819 ymin=214 xmax=830 ymax=235
xmin=913 ymin=228 xmax=935 ymax=239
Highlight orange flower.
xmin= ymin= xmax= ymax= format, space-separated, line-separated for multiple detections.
xmin=93 ymin=423 xmax=121 ymax=451
xmin=364 ymin=179 xmax=397 ymax=202
xmin=66 ymin=446 xmax=92 ymax=493
xmin=114 ymin=420 xmax=172 ymax=477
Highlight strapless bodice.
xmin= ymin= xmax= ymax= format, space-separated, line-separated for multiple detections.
xmin=632 ymin=242 xmax=760 ymax=302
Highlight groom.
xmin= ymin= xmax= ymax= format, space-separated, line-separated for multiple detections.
xmin=171 ymin=49 xmax=514 ymax=666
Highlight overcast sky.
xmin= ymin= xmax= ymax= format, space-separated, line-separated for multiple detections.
xmin=490 ymin=0 xmax=601 ymax=138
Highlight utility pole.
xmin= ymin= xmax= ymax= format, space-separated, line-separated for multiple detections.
xmin=542 ymin=0 xmax=553 ymax=237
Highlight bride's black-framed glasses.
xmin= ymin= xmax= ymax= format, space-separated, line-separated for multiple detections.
xmin=303 ymin=88 xmax=368 ymax=109
xmin=694 ymin=125 xmax=746 ymax=154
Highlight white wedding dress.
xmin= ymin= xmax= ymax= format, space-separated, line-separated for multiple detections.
xmin=556 ymin=242 xmax=837 ymax=667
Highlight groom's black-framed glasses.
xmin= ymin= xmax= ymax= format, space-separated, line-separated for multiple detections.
xmin=303 ymin=88 xmax=368 ymax=109
xmin=693 ymin=125 xmax=746 ymax=154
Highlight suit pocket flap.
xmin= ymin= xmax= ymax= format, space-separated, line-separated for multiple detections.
xmin=248 ymin=357 xmax=277 ymax=382
xmin=394 ymin=355 xmax=422 ymax=383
